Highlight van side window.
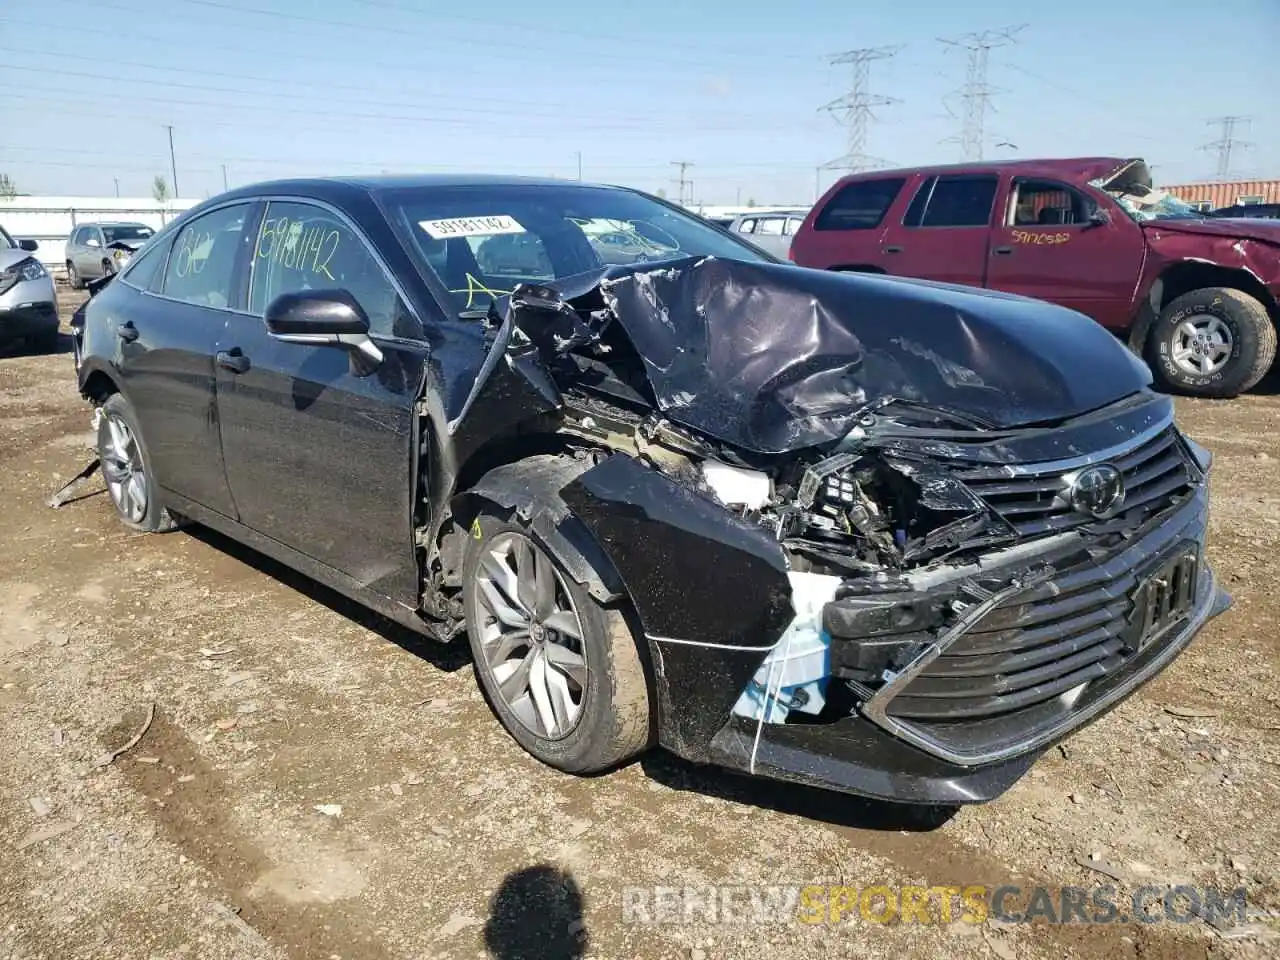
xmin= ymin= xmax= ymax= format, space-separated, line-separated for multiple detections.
xmin=906 ymin=176 xmax=998 ymax=228
xmin=814 ymin=178 xmax=906 ymax=231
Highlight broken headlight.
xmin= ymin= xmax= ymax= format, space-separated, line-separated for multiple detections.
xmin=0 ymin=256 xmax=47 ymax=295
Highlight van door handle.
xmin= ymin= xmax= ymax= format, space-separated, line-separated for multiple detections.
xmin=116 ymin=322 xmax=139 ymax=342
xmin=215 ymin=349 xmax=251 ymax=374
xmin=884 ymin=245 xmax=904 ymax=254
xmin=993 ymin=246 xmax=1014 ymax=256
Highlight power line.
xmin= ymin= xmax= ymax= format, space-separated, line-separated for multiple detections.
xmin=670 ymin=161 xmax=694 ymax=205
xmin=820 ymin=46 xmax=902 ymax=173
xmin=1202 ymin=116 xmax=1252 ymax=180
xmin=938 ymin=26 xmax=1024 ymax=161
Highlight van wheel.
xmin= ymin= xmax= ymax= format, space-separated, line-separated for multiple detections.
xmin=461 ymin=506 xmax=651 ymax=774
xmin=1148 ymin=288 xmax=1276 ymax=397
xmin=96 ymin=393 xmax=176 ymax=533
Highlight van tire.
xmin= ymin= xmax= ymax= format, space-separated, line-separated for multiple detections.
xmin=1147 ymin=288 xmax=1276 ymax=397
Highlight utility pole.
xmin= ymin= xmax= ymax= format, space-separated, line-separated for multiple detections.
xmin=938 ymin=27 xmax=1024 ymax=161
xmin=113 ymin=178 xmax=120 ymax=198
xmin=576 ymin=152 xmax=582 ymax=181
xmin=221 ymin=164 xmax=229 ymax=191
xmin=670 ymin=161 xmax=693 ymax=206
xmin=165 ymin=125 xmax=180 ymax=198
xmin=1202 ymin=116 xmax=1252 ymax=179
xmin=820 ymin=46 xmax=902 ymax=173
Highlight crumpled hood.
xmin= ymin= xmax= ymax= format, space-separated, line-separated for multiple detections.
xmin=1143 ymin=217 xmax=1280 ymax=247
xmin=595 ymin=259 xmax=1152 ymax=454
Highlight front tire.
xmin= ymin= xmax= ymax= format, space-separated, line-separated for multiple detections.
xmin=461 ymin=507 xmax=651 ymax=774
xmin=1148 ymin=287 xmax=1276 ymax=397
xmin=67 ymin=262 xmax=82 ymax=289
xmin=96 ymin=393 xmax=176 ymax=533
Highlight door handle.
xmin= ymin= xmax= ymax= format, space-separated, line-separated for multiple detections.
xmin=884 ymin=245 xmax=904 ymax=254
xmin=993 ymin=246 xmax=1014 ymax=256
xmin=116 ymin=322 xmax=139 ymax=342
xmin=215 ymin=349 xmax=251 ymax=374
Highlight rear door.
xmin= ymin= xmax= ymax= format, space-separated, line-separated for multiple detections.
xmin=790 ymin=176 xmax=908 ymax=270
xmin=114 ymin=202 xmax=255 ymax=517
xmin=985 ymin=177 xmax=1146 ymax=329
xmin=213 ymin=198 xmax=430 ymax=604
xmin=886 ymin=173 xmax=998 ymax=287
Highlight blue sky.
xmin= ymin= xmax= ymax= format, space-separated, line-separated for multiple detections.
xmin=2 ymin=0 xmax=1277 ymax=202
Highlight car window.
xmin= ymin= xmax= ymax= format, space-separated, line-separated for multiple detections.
xmin=120 ymin=235 xmax=171 ymax=290
xmin=757 ymin=217 xmax=785 ymax=236
xmin=909 ymin=175 xmax=998 ymax=228
xmin=736 ymin=219 xmax=756 ymax=234
xmin=1009 ymin=180 xmax=1091 ymax=226
xmin=785 ymin=217 xmax=804 ymax=235
xmin=69 ymin=227 xmax=83 ymax=245
xmin=813 ymin=178 xmax=906 ymax=230
xmin=159 ymin=204 xmax=250 ymax=309
xmin=103 ymin=224 xmax=155 ymax=244
xmin=249 ymin=201 xmax=416 ymax=339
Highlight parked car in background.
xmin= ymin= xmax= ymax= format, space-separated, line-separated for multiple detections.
xmin=727 ymin=209 xmax=808 ymax=258
xmin=1210 ymin=202 xmax=1280 ymax=221
xmin=790 ymin=158 xmax=1280 ymax=397
xmin=73 ymin=174 xmax=1225 ymax=806
xmin=0 ymin=224 xmax=58 ymax=352
xmin=65 ymin=222 xmax=156 ymax=288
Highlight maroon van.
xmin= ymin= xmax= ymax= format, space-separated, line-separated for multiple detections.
xmin=789 ymin=158 xmax=1280 ymax=397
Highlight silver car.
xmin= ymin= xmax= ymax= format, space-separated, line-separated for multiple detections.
xmin=726 ymin=209 xmax=809 ymax=259
xmin=64 ymin=221 xmax=155 ymax=288
xmin=0 ymin=225 xmax=58 ymax=352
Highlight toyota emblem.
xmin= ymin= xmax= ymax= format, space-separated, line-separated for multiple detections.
xmin=1067 ymin=464 xmax=1125 ymax=518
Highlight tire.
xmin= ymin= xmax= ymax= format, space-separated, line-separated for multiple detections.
xmin=102 ymin=259 xmax=115 ymax=276
xmin=96 ymin=393 xmax=176 ymax=533
xmin=67 ymin=261 xmax=82 ymax=290
xmin=1147 ymin=287 xmax=1277 ymax=397
xmin=461 ymin=506 xmax=651 ymax=774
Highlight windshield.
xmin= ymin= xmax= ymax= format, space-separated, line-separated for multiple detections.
xmin=102 ymin=225 xmax=155 ymax=243
xmin=386 ymin=184 xmax=770 ymax=313
xmin=1107 ymin=188 xmax=1204 ymax=223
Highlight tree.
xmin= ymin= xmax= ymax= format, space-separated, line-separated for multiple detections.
xmin=746 ymin=197 xmax=756 ymax=208
xmin=655 ymin=188 xmax=667 ymax=199
xmin=0 ymin=174 xmax=16 ymax=198
xmin=152 ymin=175 xmax=170 ymax=203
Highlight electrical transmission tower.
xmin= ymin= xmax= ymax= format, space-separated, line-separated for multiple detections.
xmin=1202 ymin=116 xmax=1252 ymax=179
xmin=939 ymin=26 xmax=1024 ymax=161
xmin=820 ymin=46 xmax=902 ymax=173
xmin=670 ymin=161 xmax=694 ymax=206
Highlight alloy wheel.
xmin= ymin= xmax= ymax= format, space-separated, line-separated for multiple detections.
xmin=1170 ymin=316 xmax=1233 ymax=376
xmin=102 ymin=414 xmax=149 ymax=524
xmin=470 ymin=532 xmax=588 ymax=740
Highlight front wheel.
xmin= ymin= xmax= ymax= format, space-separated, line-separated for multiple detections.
xmin=461 ymin=507 xmax=652 ymax=774
xmin=66 ymin=262 xmax=82 ymax=289
xmin=96 ymin=393 xmax=176 ymax=533
xmin=1148 ymin=288 xmax=1276 ymax=397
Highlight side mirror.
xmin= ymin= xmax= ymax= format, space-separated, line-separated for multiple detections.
xmin=1084 ymin=208 xmax=1111 ymax=230
xmin=18 ymin=238 xmax=38 ymax=252
xmin=265 ymin=289 xmax=383 ymax=375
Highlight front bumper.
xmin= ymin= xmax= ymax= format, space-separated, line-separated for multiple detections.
xmin=0 ymin=274 xmax=59 ymax=341
xmin=689 ymin=488 xmax=1227 ymax=805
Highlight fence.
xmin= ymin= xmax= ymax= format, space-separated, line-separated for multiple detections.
xmin=0 ymin=196 xmax=200 ymax=276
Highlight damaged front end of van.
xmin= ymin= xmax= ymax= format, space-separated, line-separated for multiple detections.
xmin=441 ymin=257 xmax=1229 ymax=804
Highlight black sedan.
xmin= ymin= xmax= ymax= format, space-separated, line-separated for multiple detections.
xmin=75 ymin=175 xmax=1229 ymax=805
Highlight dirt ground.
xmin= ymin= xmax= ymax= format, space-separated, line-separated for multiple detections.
xmin=2 ymin=287 xmax=1279 ymax=960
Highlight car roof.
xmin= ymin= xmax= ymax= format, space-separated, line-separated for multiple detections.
xmin=217 ymin=174 xmax=633 ymax=203
xmin=81 ymin=220 xmax=153 ymax=227
xmin=831 ymin=157 xmax=1132 ymax=184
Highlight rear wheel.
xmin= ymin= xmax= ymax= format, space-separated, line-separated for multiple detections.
xmin=1148 ymin=287 xmax=1276 ymax=397
xmin=96 ymin=393 xmax=176 ymax=533
xmin=461 ymin=507 xmax=651 ymax=774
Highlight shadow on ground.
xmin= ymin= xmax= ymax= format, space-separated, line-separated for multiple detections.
xmin=184 ymin=524 xmax=472 ymax=674
xmin=640 ymin=751 xmax=957 ymax=832
xmin=484 ymin=865 xmax=587 ymax=960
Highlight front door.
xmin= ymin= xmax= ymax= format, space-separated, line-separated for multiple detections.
xmin=213 ymin=199 xmax=429 ymax=605
xmin=985 ymin=178 xmax=1146 ymax=330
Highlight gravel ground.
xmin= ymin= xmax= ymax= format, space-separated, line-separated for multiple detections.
xmin=1 ymin=289 xmax=1278 ymax=960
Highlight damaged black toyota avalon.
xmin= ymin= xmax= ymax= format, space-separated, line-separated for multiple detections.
xmin=73 ymin=175 xmax=1229 ymax=805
